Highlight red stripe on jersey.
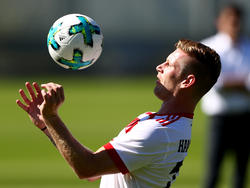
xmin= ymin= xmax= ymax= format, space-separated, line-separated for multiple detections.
xmin=149 ymin=113 xmax=193 ymax=126
xmin=125 ymin=118 xmax=140 ymax=133
xmin=160 ymin=115 xmax=181 ymax=126
xmin=103 ymin=142 xmax=129 ymax=174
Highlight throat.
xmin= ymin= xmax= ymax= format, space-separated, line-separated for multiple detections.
xmin=158 ymin=99 xmax=195 ymax=115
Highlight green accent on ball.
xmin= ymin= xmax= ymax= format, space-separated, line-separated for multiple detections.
xmin=69 ymin=16 xmax=101 ymax=47
xmin=57 ymin=49 xmax=94 ymax=70
xmin=47 ymin=22 xmax=62 ymax=50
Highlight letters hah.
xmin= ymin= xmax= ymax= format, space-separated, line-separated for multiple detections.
xmin=178 ymin=139 xmax=190 ymax=153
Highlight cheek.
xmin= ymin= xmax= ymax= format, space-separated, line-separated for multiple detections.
xmin=163 ymin=72 xmax=177 ymax=89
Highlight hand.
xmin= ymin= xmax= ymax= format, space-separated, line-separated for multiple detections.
xmin=40 ymin=82 xmax=65 ymax=119
xmin=16 ymin=82 xmax=46 ymax=130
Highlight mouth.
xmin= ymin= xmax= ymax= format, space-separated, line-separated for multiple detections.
xmin=156 ymin=74 xmax=161 ymax=83
xmin=156 ymin=79 xmax=162 ymax=86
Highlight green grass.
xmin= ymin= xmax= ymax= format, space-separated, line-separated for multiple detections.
xmin=0 ymin=76 xmax=249 ymax=188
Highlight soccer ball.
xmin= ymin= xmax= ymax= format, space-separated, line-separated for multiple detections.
xmin=47 ymin=14 xmax=103 ymax=70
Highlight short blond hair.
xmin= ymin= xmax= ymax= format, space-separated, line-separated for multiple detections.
xmin=175 ymin=39 xmax=221 ymax=97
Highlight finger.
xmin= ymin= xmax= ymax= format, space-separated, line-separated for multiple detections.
xmin=26 ymin=82 xmax=36 ymax=101
xmin=19 ymin=89 xmax=31 ymax=105
xmin=33 ymin=82 xmax=41 ymax=94
xmin=16 ymin=99 xmax=28 ymax=112
xmin=41 ymin=83 xmax=52 ymax=96
xmin=41 ymin=84 xmax=47 ymax=90
xmin=33 ymin=82 xmax=44 ymax=103
xmin=52 ymin=84 xmax=64 ymax=103
xmin=58 ymin=86 xmax=65 ymax=102
xmin=50 ymin=89 xmax=57 ymax=102
xmin=41 ymin=82 xmax=57 ymax=91
xmin=41 ymin=89 xmax=49 ymax=101
xmin=42 ymin=83 xmax=61 ymax=98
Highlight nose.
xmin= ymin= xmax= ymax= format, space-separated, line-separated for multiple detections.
xmin=156 ymin=63 xmax=163 ymax=73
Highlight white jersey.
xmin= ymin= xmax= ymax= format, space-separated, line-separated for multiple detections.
xmin=100 ymin=112 xmax=193 ymax=188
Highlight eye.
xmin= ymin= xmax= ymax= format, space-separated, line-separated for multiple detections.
xmin=164 ymin=61 xmax=170 ymax=67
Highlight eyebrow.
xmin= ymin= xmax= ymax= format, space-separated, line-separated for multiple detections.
xmin=166 ymin=54 xmax=173 ymax=63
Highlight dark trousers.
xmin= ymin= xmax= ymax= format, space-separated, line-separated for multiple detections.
xmin=204 ymin=113 xmax=250 ymax=188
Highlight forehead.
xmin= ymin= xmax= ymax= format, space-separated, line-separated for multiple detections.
xmin=167 ymin=48 xmax=188 ymax=62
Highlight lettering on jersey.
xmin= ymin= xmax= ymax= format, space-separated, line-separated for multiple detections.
xmin=165 ymin=160 xmax=183 ymax=188
xmin=178 ymin=139 xmax=190 ymax=153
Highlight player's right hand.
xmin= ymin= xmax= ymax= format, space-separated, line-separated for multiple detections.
xmin=40 ymin=82 xmax=65 ymax=119
xmin=16 ymin=82 xmax=46 ymax=130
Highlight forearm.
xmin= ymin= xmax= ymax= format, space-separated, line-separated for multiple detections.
xmin=42 ymin=128 xmax=57 ymax=147
xmin=37 ymin=82 xmax=119 ymax=178
xmin=43 ymin=114 xmax=96 ymax=178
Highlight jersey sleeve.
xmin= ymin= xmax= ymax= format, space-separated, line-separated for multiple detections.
xmin=103 ymin=120 xmax=167 ymax=174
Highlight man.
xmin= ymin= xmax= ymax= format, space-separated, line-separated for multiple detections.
xmin=16 ymin=39 xmax=221 ymax=188
xmin=201 ymin=4 xmax=250 ymax=188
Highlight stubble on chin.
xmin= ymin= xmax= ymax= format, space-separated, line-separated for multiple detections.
xmin=154 ymin=84 xmax=166 ymax=100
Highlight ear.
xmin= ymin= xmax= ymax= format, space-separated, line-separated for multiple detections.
xmin=180 ymin=74 xmax=196 ymax=89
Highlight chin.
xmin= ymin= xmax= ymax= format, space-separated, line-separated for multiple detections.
xmin=154 ymin=86 xmax=165 ymax=101
xmin=154 ymin=85 xmax=171 ymax=101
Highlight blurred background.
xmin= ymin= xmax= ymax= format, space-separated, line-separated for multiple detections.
xmin=0 ymin=0 xmax=249 ymax=188
xmin=1 ymin=0 xmax=250 ymax=76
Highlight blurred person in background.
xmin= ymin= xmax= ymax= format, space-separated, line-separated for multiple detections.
xmin=201 ymin=4 xmax=250 ymax=188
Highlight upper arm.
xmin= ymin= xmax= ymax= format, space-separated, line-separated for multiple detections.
xmin=86 ymin=146 xmax=120 ymax=178
xmin=84 ymin=146 xmax=120 ymax=181
xmin=80 ymin=123 xmax=161 ymax=179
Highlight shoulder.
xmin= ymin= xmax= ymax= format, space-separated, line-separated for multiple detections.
xmin=125 ymin=113 xmax=193 ymax=141
xmin=125 ymin=112 xmax=165 ymax=141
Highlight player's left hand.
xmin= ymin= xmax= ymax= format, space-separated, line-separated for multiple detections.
xmin=40 ymin=82 xmax=65 ymax=119
xmin=16 ymin=82 xmax=47 ymax=130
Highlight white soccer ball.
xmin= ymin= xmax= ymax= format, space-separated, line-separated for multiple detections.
xmin=47 ymin=14 xmax=103 ymax=70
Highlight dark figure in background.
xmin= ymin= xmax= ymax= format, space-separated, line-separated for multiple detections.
xmin=201 ymin=4 xmax=250 ymax=188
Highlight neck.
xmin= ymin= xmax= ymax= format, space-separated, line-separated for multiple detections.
xmin=157 ymin=97 xmax=196 ymax=115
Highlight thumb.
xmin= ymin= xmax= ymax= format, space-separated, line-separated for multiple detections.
xmin=40 ymin=89 xmax=48 ymax=115
xmin=41 ymin=89 xmax=48 ymax=101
